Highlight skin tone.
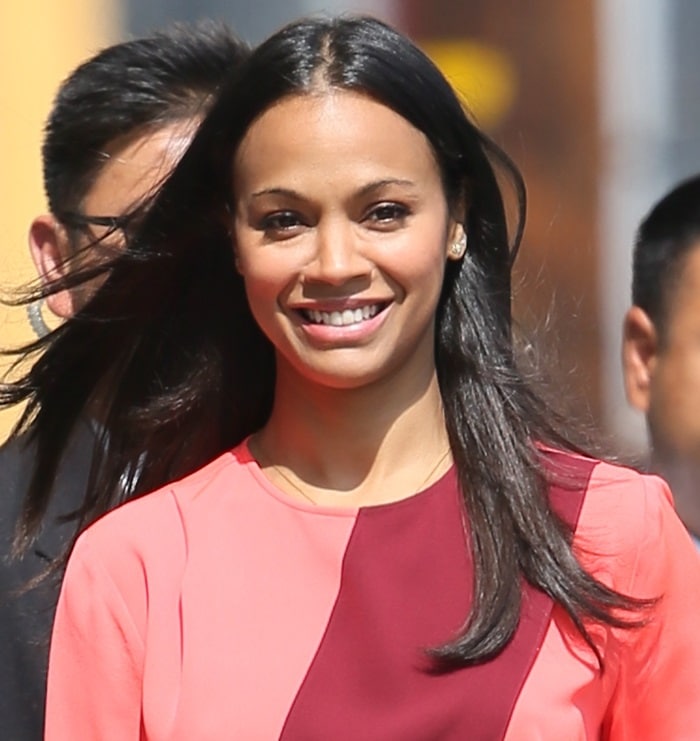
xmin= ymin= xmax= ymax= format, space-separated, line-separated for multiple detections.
xmin=232 ymin=90 xmax=465 ymax=508
xmin=623 ymin=240 xmax=700 ymax=536
xmin=28 ymin=119 xmax=198 ymax=318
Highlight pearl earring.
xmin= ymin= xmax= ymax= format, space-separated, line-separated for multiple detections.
xmin=449 ymin=231 xmax=467 ymax=259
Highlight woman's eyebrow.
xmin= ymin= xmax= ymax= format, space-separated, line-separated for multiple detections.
xmin=250 ymin=187 xmax=303 ymax=199
xmin=356 ymin=178 xmax=417 ymax=197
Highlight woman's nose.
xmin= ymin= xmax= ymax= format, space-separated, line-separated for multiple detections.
xmin=304 ymin=221 xmax=371 ymax=286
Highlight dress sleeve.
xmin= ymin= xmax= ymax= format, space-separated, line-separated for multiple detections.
xmin=604 ymin=476 xmax=700 ymax=740
xmin=45 ymin=534 xmax=145 ymax=741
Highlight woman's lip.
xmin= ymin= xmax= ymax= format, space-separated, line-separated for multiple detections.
xmin=294 ymin=302 xmax=391 ymax=344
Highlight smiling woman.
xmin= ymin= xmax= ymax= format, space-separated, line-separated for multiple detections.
xmin=10 ymin=14 xmax=699 ymax=741
xmin=233 ymin=91 xmax=459 ymax=401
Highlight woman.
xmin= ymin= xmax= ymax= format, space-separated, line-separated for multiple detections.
xmin=37 ymin=16 xmax=699 ymax=740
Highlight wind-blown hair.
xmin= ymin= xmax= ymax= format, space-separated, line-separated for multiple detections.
xmin=3 ymin=15 xmax=649 ymax=667
xmin=632 ymin=173 xmax=700 ymax=345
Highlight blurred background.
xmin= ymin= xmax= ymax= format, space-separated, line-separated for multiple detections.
xmin=1 ymin=0 xmax=699 ymax=459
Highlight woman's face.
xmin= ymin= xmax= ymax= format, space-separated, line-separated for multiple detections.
xmin=231 ymin=90 xmax=461 ymax=391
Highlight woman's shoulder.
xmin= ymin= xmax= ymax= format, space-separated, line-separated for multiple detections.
xmin=545 ymin=448 xmax=673 ymax=515
xmin=557 ymin=453 xmax=695 ymax=595
xmin=56 ymin=447 xmax=255 ymax=641
xmin=543 ymin=447 xmax=673 ymax=525
xmin=72 ymin=448 xmax=245 ymax=565
xmin=581 ymin=456 xmax=674 ymax=534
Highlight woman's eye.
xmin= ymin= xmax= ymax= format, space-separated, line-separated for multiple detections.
xmin=366 ymin=203 xmax=410 ymax=225
xmin=260 ymin=211 xmax=303 ymax=233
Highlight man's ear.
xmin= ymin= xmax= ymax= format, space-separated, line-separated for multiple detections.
xmin=28 ymin=214 xmax=76 ymax=318
xmin=622 ymin=305 xmax=658 ymax=412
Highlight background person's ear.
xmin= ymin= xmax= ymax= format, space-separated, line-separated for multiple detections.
xmin=622 ymin=305 xmax=657 ymax=412
xmin=28 ymin=214 xmax=77 ymax=319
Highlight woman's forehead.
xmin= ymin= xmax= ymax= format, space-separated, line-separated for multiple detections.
xmin=232 ymin=91 xmax=440 ymax=190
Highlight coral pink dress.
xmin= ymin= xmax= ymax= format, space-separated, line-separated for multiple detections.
xmin=46 ymin=443 xmax=700 ymax=739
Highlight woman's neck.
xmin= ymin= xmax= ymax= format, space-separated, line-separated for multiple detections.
xmin=251 ymin=359 xmax=451 ymax=507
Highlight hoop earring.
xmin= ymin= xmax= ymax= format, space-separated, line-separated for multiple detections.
xmin=27 ymin=299 xmax=50 ymax=338
xmin=449 ymin=230 xmax=467 ymax=260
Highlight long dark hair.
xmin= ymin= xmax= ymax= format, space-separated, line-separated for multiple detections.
xmin=3 ymin=15 xmax=649 ymax=666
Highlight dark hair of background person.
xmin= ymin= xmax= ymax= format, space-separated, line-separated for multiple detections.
xmin=3 ymin=16 xmax=651 ymax=669
xmin=44 ymin=19 xmax=249 ymax=245
xmin=632 ymin=173 xmax=700 ymax=345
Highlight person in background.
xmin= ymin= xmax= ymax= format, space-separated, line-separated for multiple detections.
xmin=622 ymin=174 xmax=700 ymax=548
xmin=0 ymin=22 xmax=248 ymax=738
xmin=9 ymin=14 xmax=699 ymax=739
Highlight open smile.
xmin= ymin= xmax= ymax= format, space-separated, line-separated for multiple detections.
xmin=298 ymin=303 xmax=388 ymax=327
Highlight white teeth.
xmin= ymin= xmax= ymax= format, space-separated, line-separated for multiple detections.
xmin=302 ymin=304 xmax=382 ymax=326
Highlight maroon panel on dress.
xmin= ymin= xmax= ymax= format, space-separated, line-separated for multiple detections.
xmin=280 ymin=455 xmax=594 ymax=740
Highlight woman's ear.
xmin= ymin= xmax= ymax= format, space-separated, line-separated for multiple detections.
xmin=446 ymin=222 xmax=467 ymax=261
xmin=446 ymin=189 xmax=470 ymax=261
xmin=27 ymin=215 xmax=76 ymax=318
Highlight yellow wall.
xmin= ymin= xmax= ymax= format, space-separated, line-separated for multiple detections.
xmin=0 ymin=0 xmax=121 ymax=440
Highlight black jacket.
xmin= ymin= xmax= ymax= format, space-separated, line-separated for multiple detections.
xmin=0 ymin=421 xmax=95 ymax=740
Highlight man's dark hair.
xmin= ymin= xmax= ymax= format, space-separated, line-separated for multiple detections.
xmin=632 ymin=174 xmax=700 ymax=341
xmin=43 ymin=20 xmax=248 ymax=219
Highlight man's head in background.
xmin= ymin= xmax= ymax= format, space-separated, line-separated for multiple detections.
xmin=622 ymin=174 xmax=700 ymax=540
xmin=28 ymin=21 xmax=248 ymax=326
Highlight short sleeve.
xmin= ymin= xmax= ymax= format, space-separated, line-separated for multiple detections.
xmin=603 ymin=476 xmax=700 ymax=739
xmin=45 ymin=534 xmax=146 ymax=741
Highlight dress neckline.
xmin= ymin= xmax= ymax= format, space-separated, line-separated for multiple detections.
xmin=232 ymin=439 xmax=457 ymax=517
